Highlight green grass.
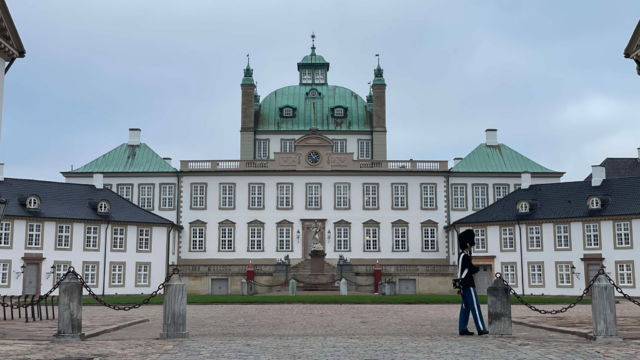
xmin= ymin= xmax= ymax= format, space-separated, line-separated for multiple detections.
xmin=81 ymin=294 xmax=591 ymax=305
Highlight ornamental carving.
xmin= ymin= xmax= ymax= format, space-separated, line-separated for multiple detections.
xmin=330 ymin=155 xmax=348 ymax=166
xmin=280 ymin=156 xmax=298 ymax=165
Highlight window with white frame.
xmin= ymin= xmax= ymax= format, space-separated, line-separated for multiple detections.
xmin=281 ymin=139 xmax=295 ymax=152
xmin=555 ymin=225 xmax=570 ymax=249
xmin=27 ymin=223 xmax=42 ymax=248
xmin=112 ymin=227 xmax=125 ymax=250
xmin=111 ymin=264 xmax=124 ymax=285
xmin=557 ymin=264 xmax=572 ymax=286
xmin=393 ymin=226 xmax=408 ymax=251
xmin=84 ymin=264 xmax=97 ymax=286
xmin=495 ymin=185 xmax=508 ymax=201
xmin=615 ymin=222 xmax=631 ymax=247
xmin=528 ymin=226 xmax=541 ymax=249
xmin=277 ymin=227 xmax=292 ymax=251
xmin=335 ymin=184 xmax=349 ymax=209
xmin=501 ymin=227 xmax=515 ymax=250
xmin=452 ymin=185 xmax=466 ymax=209
xmin=161 ymin=184 xmax=174 ymax=209
xmin=118 ymin=185 xmax=132 ymax=202
xmin=191 ymin=227 xmax=205 ymax=251
xmin=301 ymin=69 xmax=312 ymax=83
xmin=249 ymin=184 xmax=264 ymax=209
xmin=618 ymin=263 xmax=634 ymax=286
xmin=57 ymin=225 xmax=71 ymax=249
xmin=98 ymin=202 xmax=109 ymax=213
xmin=282 ymin=108 xmax=293 ymax=117
xmin=422 ymin=227 xmax=437 ymax=251
xmin=474 ymin=228 xmax=486 ymax=251
xmin=589 ymin=197 xmax=601 ymax=209
xmin=0 ymin=262 xmax=8 ymax=285
xmin=255 ymin=139 xmax=269 ymax=159
xmin=139 ymin=185 xmax=153 ymax=209
xmin=502 ymin=264 xmax=516 ymax=285
xmin=138 ymin=228 xmax=151 ymax=251
xmin=364 ymin=227 xmax=379 ymax=251
xmin=307 ymin=184 xmax=321 ymax=209
xmin=191 ymin=184 xmax=206 ymax=208
xmin=220 ymin=184 xmax=235 ymax=209
xmin=55 ymin=263 xmax=69 ymax=283
xmin=27 ymin=197 xmax=39 ymax=209
xmin=473 ymin=185 xmax=487 ymax=209
xmin=249 ymin=227 xmax=263 ymax=251
xmin=278 ymin=184 xmax=292 ymax=209
xmin=392 ymin=184 xmax=407 ymax=209
xmin=336 ymin=227 xmax=350 ymax=251
xmin=85 ymin=226 xmax=99 ymax=250
xmin=529 ymin=264 xmax=543 ymax=285
xmin=364 ymin=184 xmax=378 ymax=209
xmin=137 ymin=264 xmax=150 ymax=285
xmin=518 ymin=202 xmax=529 ymax=213
xmin=421 ymin=184 xmax=436 ymax=209
xmin=315 ymin=69 xmax=325 ymax=83
xmin=0 ymin=222 xmax=11 ymax=247
xmin=359 ymin=140 xmax=371 ymax=160
xmin=333 ymin=140 xmax=346 ymax=153
xmin=220 ymin=227 xmax=234 ymax=251
xmin=334 ymin=108 xmax=344 ymax=117
xmin=585 ymin=223 xmax=600 ymax=248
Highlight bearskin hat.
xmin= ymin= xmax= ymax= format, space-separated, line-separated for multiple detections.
xmin=458 ymin=229 xmax=476 ymax=250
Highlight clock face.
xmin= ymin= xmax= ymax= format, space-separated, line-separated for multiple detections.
xmin=307 ymin=151 xmax=321 ymax=165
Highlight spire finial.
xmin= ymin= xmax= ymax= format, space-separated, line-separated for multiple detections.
xmin=246 ymin=53 xmax=250 ymax=68
xmin=373 ymin=54 xmax=385 ymax=84
xmin=311 ymin=32 xmax=316 ymax=47
xmin=242 ymin=53 xmax=255 ymax=84
xmin=375 ymin=54 xmax=380 ymax=68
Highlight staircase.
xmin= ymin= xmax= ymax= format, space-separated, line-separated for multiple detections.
xmin=290 ymin=259 xmax=339 ymax=291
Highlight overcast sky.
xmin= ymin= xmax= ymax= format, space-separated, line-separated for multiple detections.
xmin=1 ymin=0 xmax=639 ymax=182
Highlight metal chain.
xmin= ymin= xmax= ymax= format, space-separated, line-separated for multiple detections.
xmin=244 ymin=278 xmax=289 ymax=288
xmin=0 ymin=272 xmax=69 ymax=309
xmin=344 ymin=278 xmax=377 ymax=287
xmin=291 ymin=277 xmax=338 ymax=286
xmin=601 ymin=272 xmax=640 ymax=307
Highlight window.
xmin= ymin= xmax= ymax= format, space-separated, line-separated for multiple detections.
xmin=301 ymin=69 xmax=312 ymax=83
xmin=139 ymin=185 xmax=153 ymax=209
xmin=502 ymin=264 xmax=516 ymax=285
xmin=112 ymin=227 xmax=125 ymax=250
xmin=393 ymin=226 xmax=408 ymax=251
xmin=27 ymin=223 xmax=42 ymax=248
xmin=27 ymin=197 xmax=39 ymax=209
xmin=84 ymin=263 xmax=97 ymax=286
xmin=85 ymin=226 xmax=99 ymax=250
xmin=118 ymin=185 xmax=132 ymax=201
xmin=138 ymin=228 xmax=151 ymax=251
xmin=161 ymin=184 xmax=175 ymax=209
xmin=589 ymin=197 xmax=601 ymax=209
xmin=363 ymin=184 xmax=378 ymax=209
xmin=57 ymin=224 xmax=72 ymax=249
xmin=555 ymin=225 xmax=570 ymax=249
xmin=452 ymin=185 xmax=466 ymax=210
xmin=333 ymin=140 xmax=346 ymax=153
xmin=422 ymin=227 xmax=437 ymax=251
xmin=518 ymin=202 xmax=529 ymax=213
xmin=111 ymin=264 xmax=124 ymax=286
xmin=98 ymin=201 xmax=109 ymax=213
xmin=585 ymin=223 xmax=600 ymax=248
xmin=0 ymin=222 xmax=11 ymax=247
xmin=334 ymin=108 xmax=344 ymax=117
xmin=309 ymin=89 xmax=318 ymax=97
xmin=335 ymin=184 xmax=349 ymax=209
xmin=191 ymin=184 xmax=206 ymax=209
xmin=255 ymin=139 xmax=269 ymax=159
xmin=615 ymin=222 xmax=631 ymax=248
xmin=528 ymin=226 xmax=541 ymax=250
xmin=136 ymin=264 xmax=150 ymax=286
xmin=494 ymin=185 xmax=509 ymax=202
xmin=306 ymin=184 xmax=321 ymax=209
xmin=0 ymin=262 xmax=9 ymax=286
xmin=191 ymin=227 xmax=205 ymax=251
xmin=392 ymin=184 xmax=407 ymax=209
xmin=315 ymin=69 xmax=325 ymax=83
xmin=249 ymin=227 xmax=263 ymax=251
xmin=474 ymin=228 xmax=486 ymax=251
xmin=529 ymin=264 xmax=543 ymax=286
xmin=421 ymin=184 xmax=436 ymax=209
xmin=336 ymin=227 xmax=350 ymax=251
xmin=220 ymin=184 xmax=235 ymax=209
xmin=501 ymin=227 xmax=515 ymax=250
xmin=281 ymin=139 xmax=295 ymax=153
xmin=55 ymin=263 xmax=69 ymax=283
xmin=473 ymin=185 xmax=487 ymax=210
xmin=358 ymin=140 xmax=371 ymax=159
xmin=364 ymin=227 xmax=379 ymax=251
xmin=617 ymin=262 xmax=634 ymax=286
xmin=220 ymin=227 xmax=234 ymax=251
xmin=249 ymin=184 xmax=264 ymax=209
xmin=277 ymin=227 xmax=292 ymax=251
xmin=557 ymin=263 xmax=572 ymax=286
xmin=277 ymin=184 xmax=293 ymax=209
xmin=283 ymin=108 xmax=293 ymax=117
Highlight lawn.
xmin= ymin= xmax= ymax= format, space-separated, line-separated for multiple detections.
xmin=81 ymin=294 xmax=591 ymax=305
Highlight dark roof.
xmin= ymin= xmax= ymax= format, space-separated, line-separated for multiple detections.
xmin=624 ymin=19 xmax=640 ymax=58
xmin=0 ymin=178 xmax=174 ymax=225
xmin=584 ymin=158 xmax=640 ymax=181
xmin=450 ymin=177 xmax=640 ymax=226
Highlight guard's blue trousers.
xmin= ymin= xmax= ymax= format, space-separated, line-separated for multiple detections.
xmin=459 ymin=287 xmax=486 ymax=332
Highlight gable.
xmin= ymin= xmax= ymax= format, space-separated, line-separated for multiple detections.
xmin=451 ymin=144 xmax=559 ymax=174
xmin=67 ymin=143 xmax=177 ymax=173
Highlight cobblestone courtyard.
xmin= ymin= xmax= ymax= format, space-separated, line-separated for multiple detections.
xmin=2 ymin=303 xmax=640 ymax=359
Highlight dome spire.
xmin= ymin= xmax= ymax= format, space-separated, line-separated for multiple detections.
xmin=242 ymin=53 xmax=255 ymax=85
xmin=372 ymin=54 xmax=386 ymax=85
xmin=310 ymin=32 xmax=317 ymax=56
xmin=366 ymin=81 xmax=373 ymax=103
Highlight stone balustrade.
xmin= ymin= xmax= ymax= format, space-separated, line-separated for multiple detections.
xmin=180 ymin=159 xmax=448 ymax=172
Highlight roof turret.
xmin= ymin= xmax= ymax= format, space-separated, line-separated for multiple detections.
xmin=241 ymin=55 xmax=255 ymax=85
xmin=372 ymin=55 xmax=386 ymax=85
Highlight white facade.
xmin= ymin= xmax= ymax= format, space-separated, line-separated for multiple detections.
xmin=255 ymin=133 xmax=372 ymax=160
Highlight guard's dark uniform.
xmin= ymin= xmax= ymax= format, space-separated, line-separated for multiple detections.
xmin=457 ymin=229 xmax=487 ymax=335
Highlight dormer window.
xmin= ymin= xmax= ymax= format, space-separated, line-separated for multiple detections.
xmin=335 ymin=108 xmax=344 ymax=117
xmin=588 ymin=196 xmax=601 ymax=209
xmin=315 ymin=70 xmax=325 ymax=83
xmin=331 ymin=106 xmax=347 ymax=119
xmin=27 ymin=197 xmax=39 ymax=209
xmin=98 ymin=201 xmax=110 ymax=213
xmin=517 ymin=201 xmax=529 ymax=213
xmin=283 ymin=108 xmax=293 ymax=117
xmin=301 ymin=70 xmax=312 ymax=84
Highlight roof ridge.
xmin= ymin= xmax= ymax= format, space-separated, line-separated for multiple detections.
xmin=5 ymin=177 xmax=100 ymax=187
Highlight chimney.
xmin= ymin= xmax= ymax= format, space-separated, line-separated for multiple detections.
xmin=485 ymin=129 xmax=498 ymax=146
xmin=163 ymin=157 xmax=172 ymax=166
xmin=454 ymin=157 xmax=463 ymax=166
xmin=93 ymin=173 xmax=104 ymax=189
xmin=591 ymin=165 xmax=605 ymax=187
xmin=637 ymin=147 xmax=640 ymax=159
xmin=128 ymin=128 xmax=141 ymax=146
xmin=0 ymin=163 xmax=4 ymax=181
xmin=521 ymin=171 xmax=531 ymax=189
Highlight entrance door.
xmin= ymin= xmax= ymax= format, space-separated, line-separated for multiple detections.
xmin=25 ymin=264 xmax=39 ymax=295
xmin=210 ymin=279 xmax=228 ymax=295
xmin=474 ymin=265 xmax=493 ymax=296
xmin=398 ymin=279 xmax=416 ymax=294
xmin=587 ymin=264 xmax=601 ymax=294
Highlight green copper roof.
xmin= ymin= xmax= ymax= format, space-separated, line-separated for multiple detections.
xmin=241 ymin=59 xmax=255 ymax=85
xmin=256 ymin=85 xmax=370 ymax=131
xmin=372 ymin=59 xmax=386 ymax=85
xmin=451 ymin=144 xmax=559 ymax=173
xmin=71 ymin=143 xmax=177 ymax=173
xmin=297 ymin=46 xmax=330 ymax=70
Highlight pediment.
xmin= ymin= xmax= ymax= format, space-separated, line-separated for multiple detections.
xmin=294 ymin=134 xmax=333 ymax=146
xmin=218 ymin=219 xmax=236 ymax=225
xmin=362 ymin=219 xmax=380 ymax=225
xmin=276 ymin=219 xmax=294 ymax=225
xmin=421 ymin=219 xmax=439 ymax=225
xmin=333 ymin=219 xmax=352 ymax=225
xmin=247 ymin=219 xmax=265 ymax=225
xmin=391 ymin=219 xmax=409 ymax=226
xmin=190 ymin=219 xmax=208 ymax=225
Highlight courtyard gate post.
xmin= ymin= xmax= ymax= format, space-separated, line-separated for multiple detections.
xmin=591 ymin=275 xmax=621 ymax=343
xmin=487 ymin=278 xmax=512 ymax=335
xmin=241 ymin=279 xmax=248 ymax=296
xmin=54 ymin=272 xmax=84 ymax=340
xmin=340 ymin=278 xmax=347 ymax=295
xmin=161 ymin=274 xmax=189 ymax=339
xmin=289 ymin=279 xmax=296 ymax=296
xmin=374 ymin=262 xmax=382 ymax=294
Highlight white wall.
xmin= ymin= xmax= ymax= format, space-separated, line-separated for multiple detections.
xmin=255 ymin=134 xmax=372 ymax=160
xmin=0 ymin=58 xmax=6 ymax=154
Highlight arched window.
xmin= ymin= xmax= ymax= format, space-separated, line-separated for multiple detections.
xmin=589 ymin=197 xmax=601 ymax=209
xmin=27 ymin=197 xmax=39 ymax=209
xmin=98 ymin=201 xmax=109 ymax=213
xmin=518 ymin=201 xmax=529 ymax=213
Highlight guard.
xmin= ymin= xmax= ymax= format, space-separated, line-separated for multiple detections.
xmin=457 ymin=229 xmax=489 ymax=336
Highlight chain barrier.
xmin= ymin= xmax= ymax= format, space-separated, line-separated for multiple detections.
xmin=601 ymin=272 xmax=640 ymax=307
xmin=243 ymin=278 xmax=289 ymax=288
xmin=1 ymin=272 xmax=69 ymax=309
xmin=291 ymin=277 xmax=338 ymax=286
xmin=343 ymin=278 xmax=377 ymax=287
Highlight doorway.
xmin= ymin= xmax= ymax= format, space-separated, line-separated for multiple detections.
xmin=586 ymin=263 xmax=601 ymax=294
xmin=24 ymin=264 xmax=39 ymax=295
xmin=210 ymin=279 xmax=228 ymax=295
xmin=474 ymin=265 xmax=493 ymax=296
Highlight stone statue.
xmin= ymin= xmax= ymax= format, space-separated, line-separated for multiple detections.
xmin=310 ymin=220 xmax=324 ymax=251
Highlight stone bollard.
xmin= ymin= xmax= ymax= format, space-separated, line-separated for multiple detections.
xmin=289 ymin=279 xmax=296 ymax=296
xmin=487 ymin=278 xmax=512 ymax=335
xmin=340 ymin=278 xmax=348 ymax=296
xmin=591 ymin=275 xmax=621 ymax=343
xmin=161 ymin=274 xmax=189 ymax=339
xmin=54 ymin=273 xmax=84 ymax=340
xmin=384 ymin=282 xmax=396 ymax=296
xmin=241 ymin=279 xmax=248 ymax=296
